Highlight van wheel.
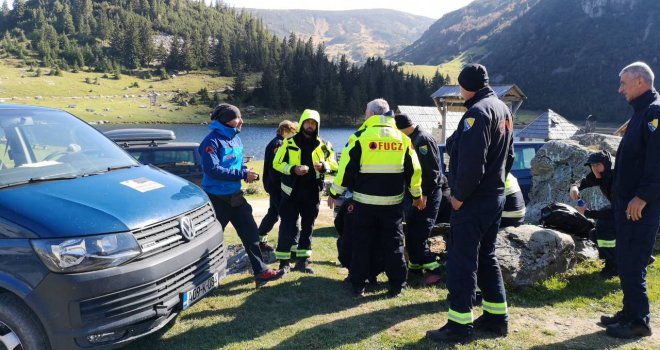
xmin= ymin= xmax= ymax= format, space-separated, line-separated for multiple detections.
xmin=0 ymin=293 xmax=50 ymax=350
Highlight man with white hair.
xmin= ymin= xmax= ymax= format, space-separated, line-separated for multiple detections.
xmin=328 ymin=98 xmax=424 ymax=297
xmin=602 ymin=62 xmax=660 ymax=339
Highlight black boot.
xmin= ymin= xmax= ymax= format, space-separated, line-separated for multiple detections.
xmin=606 ymin=320 xmax=652 ymax=338
xmin=599 ymin=260 xmax=618 ymax=279
xmin=600 ymin=310 xmax=626 ymax=326
xmin=293 ymin=258 xmax=314 ymax=274
xmin=473 ymin=313 xmax=508 ymax=337
xmin=426 ymin=322 xmax=475 ymax=344
xmin=279 ymin=260 xmax=291 ymax=274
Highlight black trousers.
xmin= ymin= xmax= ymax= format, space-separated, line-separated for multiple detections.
xmin=258 ymin=190 xmax=282 ymax=239
xmin=335 ymin=198 xmax=385 ymax=277
xmin=349 ymin=202 xmax=407 ymax=290
xmin=594 ymin=217 xmax=617 ymax=266
xmin=404 ymin=187 xmax=442 ymax=271
xmin=614 ymin=199 xmax=660 ymax=324
xmin=208 ymin=193 xmax=268 ymax=275
xmin=447 ymin=195 xmax=507 ymax=327
xmin=276 ymin=188 xmax=320 ymax=260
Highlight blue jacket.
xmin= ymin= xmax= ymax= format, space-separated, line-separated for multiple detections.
xmin=199 ymin=120 xmax=247 ymax=195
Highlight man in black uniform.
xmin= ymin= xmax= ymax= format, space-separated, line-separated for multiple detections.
xmin=569 ymin=150 xmax=617 ymax=278
xmin=258 ymin=120 xmax=298 ymax=252
xmin=427 ymin=64 xmax=514 ymax=343
xmin=602 ymin=62 xmax=660 ymax=339
xmin=395 ymin=114 xmax=444 ymax=286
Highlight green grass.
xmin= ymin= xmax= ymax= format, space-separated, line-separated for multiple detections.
xmin=124 ymin=200 xmax=660 ymax=349
xmin=401 ymin=48 xmax=487 ymax=83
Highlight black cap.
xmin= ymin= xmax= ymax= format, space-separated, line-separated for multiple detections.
xmin=211 ymin=103 xmax=241 ymax=124
xmin=458 ymin=64 xmax=489 ymax=92
xmin=584 ymin=150 xmax=612 ymax=167
xmin=394 ymin=114 xmax=414 ymax=129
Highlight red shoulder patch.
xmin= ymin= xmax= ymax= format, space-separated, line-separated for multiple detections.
xmin=205 ymin=145 xmax=216 ymax=154
xmin=274 ymin=146 xmax=280 ymax=154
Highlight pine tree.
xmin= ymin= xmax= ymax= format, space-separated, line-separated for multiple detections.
xmin=231 ymin=62 xmax=247 ymax=103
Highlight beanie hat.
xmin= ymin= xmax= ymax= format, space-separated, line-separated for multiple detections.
xmin=394 ymin=114 xmax=414 ymax=130
xmin=584 ymin=150 xmax=612 ymax=167
xmin=211 ymin=103 xmax=241 ymax=124
xmin=458 ymin=64 xmax=489 ymax=92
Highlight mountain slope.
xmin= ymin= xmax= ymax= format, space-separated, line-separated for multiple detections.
xmin=245 ymin=8 xmax=435 ymax=62
xmin=392 ymin=0 xmax=660 ymax=122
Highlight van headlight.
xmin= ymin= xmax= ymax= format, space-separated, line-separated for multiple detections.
xmin=32 ymin=232 xmax=142 ymax=273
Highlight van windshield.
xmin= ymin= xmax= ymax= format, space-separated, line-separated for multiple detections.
xmin=0 ymin=109 xmax=138 ymax=188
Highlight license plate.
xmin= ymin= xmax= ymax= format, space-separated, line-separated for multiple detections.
xmin=181 ymin=272 xmax=219 ymax=310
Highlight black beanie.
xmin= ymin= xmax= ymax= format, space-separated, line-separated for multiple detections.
xmin=211 ymin=103 xmax=241 ymax=124
xmin=458 ymin=64 xmax=489 ymax=92
xmin=395 ymin=114 xmax=414 ymax=129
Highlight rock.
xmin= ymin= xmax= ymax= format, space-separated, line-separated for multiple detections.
xmin=226 ymin=244 xmax=275 ymax=275
xmin=496 ymin=225 xmax=575 ymax=289
xmin=526 ymin=139 xmax=612 ymax=223
xmin=103 ymin=108 xmax=110 ymax=112
xmin=574 ymin=238 xmax=599 ymax=262
xmin=570 ymin=133 xmax=622 ymax=156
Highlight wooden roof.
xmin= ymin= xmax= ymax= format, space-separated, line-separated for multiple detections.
xmin=431 ymin=84 xmax=527 ymax=103
xmin=517 ymin=109 xmax=580 ymax=140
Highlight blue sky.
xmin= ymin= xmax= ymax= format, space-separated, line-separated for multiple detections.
xmin=221 ymin=0 xmax=475 ymax=19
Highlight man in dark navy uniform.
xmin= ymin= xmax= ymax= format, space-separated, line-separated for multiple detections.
xmin=427 ymin=64 xmax=514 ymax=343
xmin=602 ymin=62 xmax=660 ymax=339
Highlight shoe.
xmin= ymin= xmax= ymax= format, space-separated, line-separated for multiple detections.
xmin=473 ymin=314 xmax=508 ymax=337
xmin=599 ymin=262 xmax=618 ymax=279
xmin=606 ymin=320 xmax=652 ymax=338
xmin=255 ymin=269 xmax=285 ymax=288
xmin=293 ymin=258 xmax=314 ymax=274
xmin=387 ymin=283 xmax=406 ymax=298
xmin=259 ymin=242 xmax=274 ymax=252
xmin=600 ymin=311 xmax=626 ymax=326
xmin=422 ymin=273 xmax=442 ymax=286
xmin=426 ymin=323 xmax=475 ymax=344
xmin=279 ymin=261 xmax=291 ymax=274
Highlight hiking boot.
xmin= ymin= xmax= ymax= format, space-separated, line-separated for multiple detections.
xmin=473 ymin=314 xmax=508 ymax=337
xmin=293 ymin=258 xmax=314 ymax=274
xmin=600 ymin=311 xmax=627 ymax=326
xmin=255 ymin=269 xmax=285 ymax=288
xmin=279 ymin=260 xmax=291 ymax=274
xmin=426 ymin=323 xmax=475 ymax=344
xmin=259 ymin=242 xmax=274 ymax=252
xmin=606 ymin=320 xmax=652 ymax=339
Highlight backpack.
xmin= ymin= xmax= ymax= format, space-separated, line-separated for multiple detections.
xmin=539 ymin=202 xmax=594 ymax=238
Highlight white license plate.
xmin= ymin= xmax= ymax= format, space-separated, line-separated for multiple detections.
xmin=181 ymin=272 xmax=219 ymax=310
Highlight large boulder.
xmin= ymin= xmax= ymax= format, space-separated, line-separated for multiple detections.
xmin=496 ymin=225 xmax=576 ymax=288
xmin=570 ymin=133 xmax=622 ymax=156
xmin=525 ymin=138 xmax=615 ymax=223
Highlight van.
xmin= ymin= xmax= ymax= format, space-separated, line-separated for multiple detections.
xmin=0 ymin=105 xmax=226 ymax=349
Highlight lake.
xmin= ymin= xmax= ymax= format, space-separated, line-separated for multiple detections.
xmin=94 ymin=123 xmax=357 ymax=160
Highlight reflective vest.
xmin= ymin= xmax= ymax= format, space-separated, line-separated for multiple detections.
xmin=502 ymin=173 xmax=526 ymax=219
xmin=330 ymin=114 xmax=422 ymax=205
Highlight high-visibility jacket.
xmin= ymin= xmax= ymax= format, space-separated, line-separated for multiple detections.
xmin=502 ymin=173 xmax=525 ymax=219
xmin=273 ymin=109 xmax=338 ymax=195
xmin=329 ymin=114 xmax=422 ymax=205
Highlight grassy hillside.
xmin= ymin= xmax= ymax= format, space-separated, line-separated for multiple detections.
xmin=0 ymin=59 xmax=261 ymax=123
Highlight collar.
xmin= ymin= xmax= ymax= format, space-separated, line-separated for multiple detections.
xmin=630 ymin=89 xmax=658 ymax=112
xmin=363 ymin=115 xmax=397 ymax=128
xmin=209 ymin=120 xmax=238 ymax=139
xmin=464 ymin=86 xmax=496 ymax=109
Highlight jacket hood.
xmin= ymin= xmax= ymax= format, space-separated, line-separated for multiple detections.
xmin=298 ymin=109 xmax=320 ymax=137
xmin=209 ymin=120 xmax=238 ymax=139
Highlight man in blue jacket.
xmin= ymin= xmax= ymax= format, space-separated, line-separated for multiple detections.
xmin=602 ymin=62 xmax=660 ymax=338
xmin=199 ymin=103 xmax=284 ymax=288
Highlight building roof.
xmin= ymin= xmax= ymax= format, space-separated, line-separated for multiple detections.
xmin=517 ymin=109 xmax=580 ymax=140
xmin=431 ymin=84 xmax=527 ymax=102
xmin=395 ymin=106 xmax=443 ymax=132
xmin=442 ymin=111 xmax=465 ymax=141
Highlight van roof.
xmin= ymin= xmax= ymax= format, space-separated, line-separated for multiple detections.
xmin=0 ymin=104 xmax=59 ymax=111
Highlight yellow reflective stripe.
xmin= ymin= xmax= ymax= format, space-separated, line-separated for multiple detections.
xmin=296 ymin=249 xmax=312 ymax=258
xmin=422 ymin=261 xmax=441 ymax=270
xmin=259 ymin=235 xmax=268 ymax=243
xmin=409 ymin=186 xmax=422 ymax=198
xmin=283 ymin=164 xmax=293 ymax=175
xmin=360 ymin=164 xmax=404 ymax=173
xmin=482 ymin=300 xmax=508 ymax=315
xmin=597 ymin=239 xmax=616 ymax=248
xmin=505 ymin=174 xmax=521 ymax=196
xmin=352 ymin=191 xmax=403 ymax=205
xmin=281 ymin=183 xmax=293 ymax=195
xmin=502 ymin=208 xmax=526 ymax=218
xmin=408 ymin=262 xmax=422 ymax=270
xmin=330 ymin=183 xmax=346 ymax=196
xmin=275 ymin=251 xmax=291 ymax=260
xmin=448 ymin=308 xmax=473 ymax=325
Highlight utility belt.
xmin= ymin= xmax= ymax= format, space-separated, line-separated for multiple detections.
xmin=210 ymin=190 xmax=247 ymax=207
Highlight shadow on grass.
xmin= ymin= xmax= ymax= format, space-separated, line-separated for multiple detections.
xmin=312 ymin=226 xmax=339 ymax=238
xmin=128 ymin=275 xmax=434 ymax=349
xmin=527 ymin=330 xmax=640 ymax=349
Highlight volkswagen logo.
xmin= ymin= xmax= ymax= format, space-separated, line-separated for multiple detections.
xmin=180 ymin=216 xmax=196 ymax=241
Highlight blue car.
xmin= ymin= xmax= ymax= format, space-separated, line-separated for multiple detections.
xmin=0 ymin=105 xmax=226 ymax=349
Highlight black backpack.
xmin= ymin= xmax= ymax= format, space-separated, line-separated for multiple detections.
xmin=539 ymin=202 xmax=594 ymax=238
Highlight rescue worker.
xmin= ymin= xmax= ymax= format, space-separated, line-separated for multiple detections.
xmin=257 ymin=120 xmax=298 ymax=252
xmin=273 ymin=109 xmax=338 ymax=273
xmin=394 ymin=114 xmax=444 ymax=285
xmin=500 ymin=173 xmax=525 ymax=228
xmin=199 ymin=103 xmax=284 ymax=287
xmin=602 ymin=62 xmax=660 ymax=339
xmin=328 ymin=98 xmax=424 ymax=297
xmin=426 ymin=64 xmax=514 ymax=343
xmin=569 ymin=150 xmax=617 ymax=278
